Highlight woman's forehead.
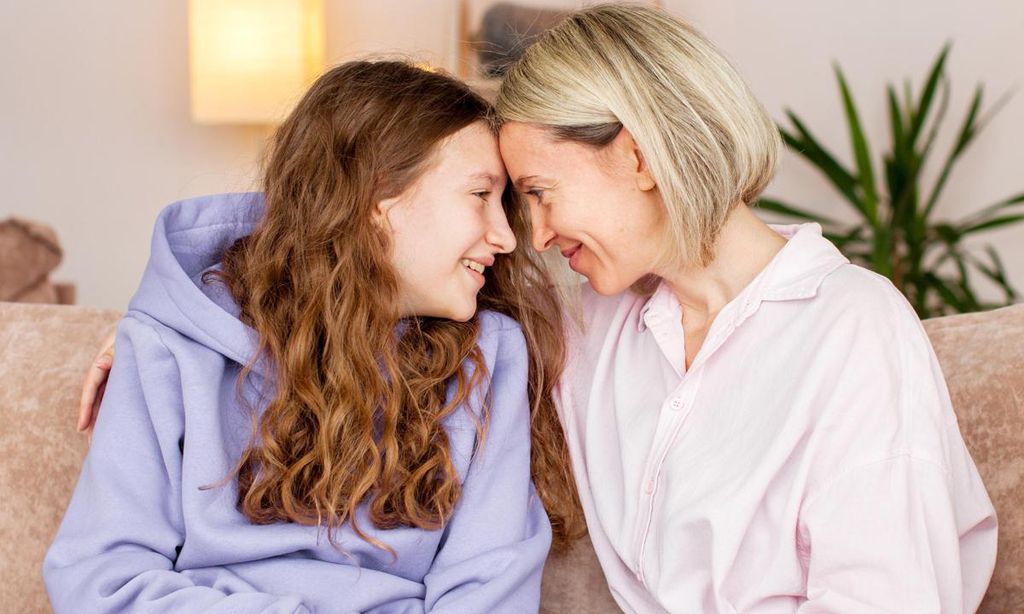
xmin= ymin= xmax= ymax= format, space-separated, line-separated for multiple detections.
xmin=499 ymin=122 xmax=597 ymax=180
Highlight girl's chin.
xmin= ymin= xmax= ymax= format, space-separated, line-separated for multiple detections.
xmin=445 ymin=295 xmax=478 ymax=322
xmin=448 ymin=309 xmax=475 ymax=323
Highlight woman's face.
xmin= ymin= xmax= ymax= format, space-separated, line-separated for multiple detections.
xmin=499 ymin=122 xmax=666 ymax=295
xmin=381 ymin=121 xmax=516 ymax=322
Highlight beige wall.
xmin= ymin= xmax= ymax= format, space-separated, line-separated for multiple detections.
xmin=693 ymin=0 xmax=1024 ymax=303
xmin=2 ymin=0 xmax=1021 ymax=310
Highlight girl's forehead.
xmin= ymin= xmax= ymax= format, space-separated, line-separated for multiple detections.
xmin=423 ymin=126 xmax=505 ymax=184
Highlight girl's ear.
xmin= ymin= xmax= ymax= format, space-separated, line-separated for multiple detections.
xmin=612 ymin=128 xmax=656 ymax=192
xmin=374 ymin=196 xmax=401 ymax=230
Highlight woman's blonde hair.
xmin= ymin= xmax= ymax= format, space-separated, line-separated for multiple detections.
xmin=496 ymin=3 xmax=780 ymax=268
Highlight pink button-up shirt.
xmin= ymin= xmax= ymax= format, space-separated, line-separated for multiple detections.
xmin=557 ymin=224 xmax=997 ymax=613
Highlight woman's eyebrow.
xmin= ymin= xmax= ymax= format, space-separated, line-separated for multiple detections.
xmin=514 ymin=175 xmax=551 ymax=189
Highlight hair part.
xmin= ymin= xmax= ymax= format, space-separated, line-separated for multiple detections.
xmin=496 ymin=3 xmax=781 ymax=273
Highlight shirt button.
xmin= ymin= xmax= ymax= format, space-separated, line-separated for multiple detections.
xmin=644 ymin=480 xmax=655 ymax=494
xmin=670 ymin=397 xmax=684 ymax=411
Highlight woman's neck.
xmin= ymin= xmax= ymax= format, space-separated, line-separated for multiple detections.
xmin=658 ymin=203 xmax=787 ymax=329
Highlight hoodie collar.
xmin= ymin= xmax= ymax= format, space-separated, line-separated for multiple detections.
xmin=128 ymin=193 xmax=268 ymax=374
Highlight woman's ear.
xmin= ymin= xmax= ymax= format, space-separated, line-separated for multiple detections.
xmin=634 ymin=152 xmax=657 ymax=192
xmin=612 ymin=128 xmax=657 ymax=192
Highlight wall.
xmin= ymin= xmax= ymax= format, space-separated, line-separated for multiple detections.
xmin=694 ymin=0 xmax=1024 ymax=302
xmin=1 ymin=0 xmax=1020 ymax=310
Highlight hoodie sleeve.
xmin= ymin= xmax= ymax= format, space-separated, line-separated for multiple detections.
xmin=43 ymin=316 xmax=310 ymax=614
xmin=418 ymin=321 xmax=552 ymax=614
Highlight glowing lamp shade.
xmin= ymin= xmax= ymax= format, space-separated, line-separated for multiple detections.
xmin=188 ymin=0 xmax=325 ymax=124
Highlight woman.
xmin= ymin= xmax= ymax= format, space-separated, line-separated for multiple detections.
xmin=494 ymin=4 xmax=996 ymax=612
xmin=78 ymin=5 xmax=998 ymax=612
xmin=47 ymin=60 xmax=581 ymax=613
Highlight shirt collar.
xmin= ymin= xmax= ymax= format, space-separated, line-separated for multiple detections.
xmin=639 ymin=223 xmax=849 ymax=333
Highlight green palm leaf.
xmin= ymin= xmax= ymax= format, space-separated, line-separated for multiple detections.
xmin=781 ymin=112 xmax=861 ymax=209
xmin=908 ymin=44 xmax=951 ymax=147
xmin=835 ymin=65 xmax=879 ymax=224
xmin=958 ymin=192 xmax=1024 ymax=227
xmin=756 ymin=198 xmax=840 ymax=225
xmin=960 ymin=214 xmax=1024 ymax=235
xmin=761 ymin=45 xmax=1021 ymax=317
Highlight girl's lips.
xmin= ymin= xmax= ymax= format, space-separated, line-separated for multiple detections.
xmin=463 ymin=263 xmax=486 ymax=287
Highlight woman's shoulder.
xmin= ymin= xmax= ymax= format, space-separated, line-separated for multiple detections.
xmin=813 ymin=263 xmax=926 ymax=341
xmin=797 ymin=263 xmax=942 ymax=393
xmin=802 ymin=264 xmax=962 ymax=466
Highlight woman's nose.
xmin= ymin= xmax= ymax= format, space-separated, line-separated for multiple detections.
xmin=530 ymin=205 xmax=555 ymax=252
xmin=486 ymin=205 xmax=517 ymax=254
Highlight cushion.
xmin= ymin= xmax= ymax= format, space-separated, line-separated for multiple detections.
xmin=0 ymin=218 xmax=63 ymax=302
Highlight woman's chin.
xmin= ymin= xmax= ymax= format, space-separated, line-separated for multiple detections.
xmin=586 ymin=273 xmax=628 ymax=296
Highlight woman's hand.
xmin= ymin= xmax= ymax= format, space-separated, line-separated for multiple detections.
xmin=78 ymin=330 xmax=116 ymax=434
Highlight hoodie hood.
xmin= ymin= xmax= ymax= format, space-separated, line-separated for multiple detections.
xmin=128 ymin=192 xmax=266 ymax=372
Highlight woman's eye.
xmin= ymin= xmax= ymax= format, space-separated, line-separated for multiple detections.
xmin=526 ymin=188 xmax=545 ymax=201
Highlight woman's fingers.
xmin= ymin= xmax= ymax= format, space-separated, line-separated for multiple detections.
xmin=77 ymin=330 xmax=116 ymax=433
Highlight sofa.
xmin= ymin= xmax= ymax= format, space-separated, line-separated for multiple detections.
xmin=2 ymin=301 xmax=1021 ymax=613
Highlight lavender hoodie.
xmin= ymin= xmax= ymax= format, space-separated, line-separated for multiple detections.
xmin=43 ymin=193 xmax=551 ymax=613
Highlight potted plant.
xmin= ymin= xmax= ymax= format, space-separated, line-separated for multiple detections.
xmin=759 ymin=45 xmax=1024 ymax=318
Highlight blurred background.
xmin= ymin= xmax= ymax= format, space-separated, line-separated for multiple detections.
xmin=1 ymin=0 xmax=1021 ymax=313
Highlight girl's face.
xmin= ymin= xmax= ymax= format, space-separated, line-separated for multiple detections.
xmin=498 ymin=121 xmax=665 ymax=295
xmin=381 ymin=121 xmax=516 ymax=321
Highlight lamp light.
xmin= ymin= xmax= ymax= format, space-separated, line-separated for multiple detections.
xmin=188 ymin=0 xmax=325 ymax=124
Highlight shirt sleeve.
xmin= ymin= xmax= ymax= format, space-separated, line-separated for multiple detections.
xmin=419 ymin=323 xmax=552 ymax=614
xmin=796 ymin=287 xmax=997 ymax=613
xmin=797 ymin=454 xmax=994 ymax=613
xmin=43 ymin=317 xmax=310 ymax=614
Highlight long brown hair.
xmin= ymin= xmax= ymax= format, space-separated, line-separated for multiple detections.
xmin=210 ymin=61 xmax=583 ymax=550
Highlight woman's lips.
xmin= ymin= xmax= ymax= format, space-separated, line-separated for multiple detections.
xmin=563 ymin=245 xmax=582 ymax=272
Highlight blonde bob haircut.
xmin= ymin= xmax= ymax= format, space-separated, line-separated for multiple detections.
xmin=496 ymin=3 xmax=780 ymax=268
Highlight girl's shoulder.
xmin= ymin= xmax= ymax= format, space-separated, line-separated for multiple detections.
xmin=475 ymin=311 xmax=528 ymax=369
xmin=477 ymin=310 xmax=524 ymax=336
xmin=457 ymin=311 xmax=530 ymax=431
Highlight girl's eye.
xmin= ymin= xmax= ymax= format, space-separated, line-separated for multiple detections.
xmin=473 ymin=191 xmax=491 ymax=203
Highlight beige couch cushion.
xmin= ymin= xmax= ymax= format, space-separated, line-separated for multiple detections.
xmin=924 ymin=305 xmax=1024 ymax=613
xmin=2 ymin=302 xmax=1021 ymax=612
xmin=0 ymin=303 xmax=119 ymax=613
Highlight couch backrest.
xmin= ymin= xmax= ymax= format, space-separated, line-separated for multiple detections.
xmin=921 ymin=305 xmax=1024 ymax=613
xmin=1 ymin=303 xmax=120 ymax=613
xmin=2 ymin=302 xmax=1021 ymax=613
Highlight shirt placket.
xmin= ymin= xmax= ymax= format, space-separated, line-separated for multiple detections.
xmin=628 ymin=293 xmax=758 ymax=586
xmin=630 ymin=358 xmax=705 ymax=585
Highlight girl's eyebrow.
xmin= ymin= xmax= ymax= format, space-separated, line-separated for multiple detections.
xmin=468 ymin=172 xmax=504 ymax=187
